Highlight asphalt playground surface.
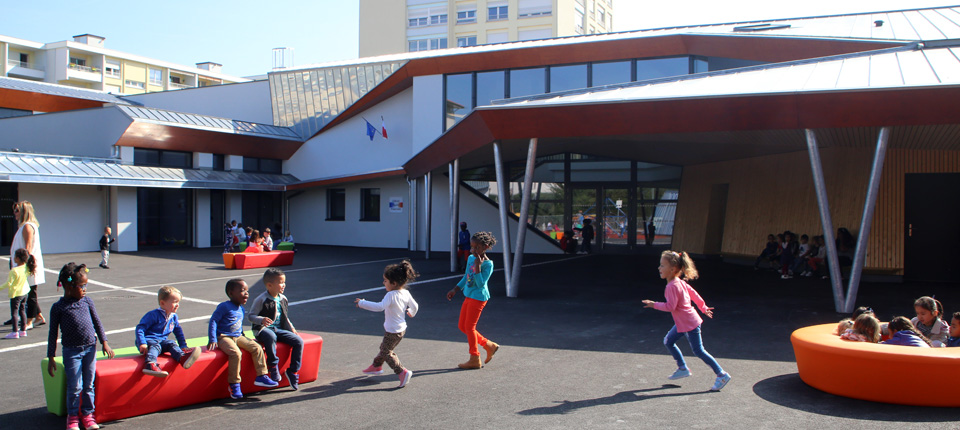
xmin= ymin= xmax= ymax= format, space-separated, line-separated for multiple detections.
xmin=1 ymin=245 xmax=959 ymax=429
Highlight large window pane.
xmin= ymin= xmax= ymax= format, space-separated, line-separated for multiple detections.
xmin=635 ymin=57 xmax=690 ymax=81
xmin=360 ymin=188 xmax=381 ymax=221
xmin=445 ymin=73 xmax=473 ymax=130
xmin=549 ymin=64 xmax=587 ymax=92
xmin=327 ymin=189 xmax=345 ymax=221
xmin=570 ymin=157 xmax=631 ymax=182
xmin=476 ymin=71 xmax=505 ymax=106
xmin=509 ymin=67 xmax=545 ymax=98
xmin=591 ymin=61 xmax=631 ymax=86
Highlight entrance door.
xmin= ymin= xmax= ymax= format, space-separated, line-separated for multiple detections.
xmin=905 ymin=174 xmax=960 ymax=281
xmin=601 ymin=188 xmax=631 ymax=250
xmin=210 ymin=190 xmax=225 ymax=248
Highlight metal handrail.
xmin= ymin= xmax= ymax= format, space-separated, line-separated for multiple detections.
xmin=68 ymin=63 xmax=99 ymax=73
xmin=7 ymin=59 xmax=41 ymax=70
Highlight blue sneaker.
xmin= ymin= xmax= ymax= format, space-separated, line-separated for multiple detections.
xmin=268 ymin=366 xmax=282 ymax=383
xmin=710 ymin=373 xmax=732 ymax=391
xmin=286 ymin=369 xmax=299 ymax=391
xmin=254 ymin=374 xmax=279 ymax=388
xmin=228 ymin=383 xmax=243 ymax=399
xmin=667 ymin=368 xmax=691 ymax=380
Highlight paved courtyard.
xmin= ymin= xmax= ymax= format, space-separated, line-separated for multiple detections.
xmin=0 ymin=245 xmax=958 ymax=429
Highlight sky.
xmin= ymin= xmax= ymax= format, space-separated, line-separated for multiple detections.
xmin=2 ymin=0 xmax=958 ymax=78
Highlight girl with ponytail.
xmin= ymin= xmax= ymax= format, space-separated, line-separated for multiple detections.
xmin=642 ymin=250 xmax=731 ymax=391
xmin=355 ymin=260 xmax=420 ymax=388
xmin=3 ymin=248 xmax=35 ymax=339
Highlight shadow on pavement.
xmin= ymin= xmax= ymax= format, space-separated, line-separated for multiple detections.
xmin=517 ymin=384 xmax=705 ymax=415
xmin=752 ymin=373 xmax=960 ymax=422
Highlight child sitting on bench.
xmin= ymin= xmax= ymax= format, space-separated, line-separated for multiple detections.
xmin=135 ymin=286 xmax=201 ymax=377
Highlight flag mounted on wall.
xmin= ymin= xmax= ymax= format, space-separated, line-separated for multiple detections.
xmin=381 ymin=116 xmax=388 ymax=139
xmin=363 ymin=116 xmax=388 ymax=141
xmin=365 ymin=119 xmax=377 ymax=141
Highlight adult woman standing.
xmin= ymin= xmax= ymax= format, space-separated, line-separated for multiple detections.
xmin=11 ymin=201 xmax=45 ymax=328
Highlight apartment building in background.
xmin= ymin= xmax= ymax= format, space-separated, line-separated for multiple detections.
xmin=0 ymin=33 xmax=249 ymax=95
xmin=359 ymin=0 xmax=614 ymax=56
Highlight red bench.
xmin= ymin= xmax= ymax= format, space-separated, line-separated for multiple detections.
xmin=93 ymin=333 xmax=322 ymax=422
xmin=222 ymin=251 xmax=295 ymax=269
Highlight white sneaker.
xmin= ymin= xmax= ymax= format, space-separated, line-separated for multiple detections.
xmin=710 ymin=373 xmax=732 ymax=391
xmin=667 ymin=368 xmax=691 ymax=380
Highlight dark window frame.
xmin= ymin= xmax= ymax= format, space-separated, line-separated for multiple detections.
xmin=360 ymin=188 xmax=381 ymax=222
xmin=327 ymin=189 xmax=346 ymax=221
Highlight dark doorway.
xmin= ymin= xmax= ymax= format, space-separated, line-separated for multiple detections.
xmin=703 ymin=184 xmax=729 ymax=255
xmin=242 ymin=191 xmax=283 ymax=243
xmin=0 ymin=183 xmax=18 ymax=249
xmin=137 ymin=188 xmax=193 ymax=247
xmin=210 ymin=190 xmax=225 ymax=248
xmin=905 ymin=174 xmax=960 ymax=282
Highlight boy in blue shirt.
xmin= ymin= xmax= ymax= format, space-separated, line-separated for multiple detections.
xmin=249 ymin=268 xmax=303 ymax=390
xmin=208 ymin=279 xmax=278 ymax=399
xmin=947 ymin=312 xmax=960 ymax=347
xmin=136 ymin=286 xmax=201 ymax=377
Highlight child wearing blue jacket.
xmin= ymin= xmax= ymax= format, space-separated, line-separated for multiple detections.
xmin=208 ymin=279 xmax=278 ymax=399
xmin=135 ymin=286 xmax=200 ymax=377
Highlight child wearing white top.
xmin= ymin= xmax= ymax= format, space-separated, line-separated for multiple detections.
xmin=355 ymin=260 xmax=420 ymax=388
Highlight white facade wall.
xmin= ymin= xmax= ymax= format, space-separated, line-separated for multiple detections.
xmin=120 ymin=81 xmax=273 ymax=124
xmin=289 ymin=177 xmax=410 ymax=249
xmin=110 ymin=186 xmax=137 ymax=252
xmin=19 ymin=183 xmax=106 ymax=254
xmin=285 ymin=88 xmax=416 ymax=180
xmin=195 ymin=190 xmax=211 ymax=248
xmin=0 ymin=107 xmax=128 ymax=157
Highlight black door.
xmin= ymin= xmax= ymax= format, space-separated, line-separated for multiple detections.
xmin=210 ymin=190 xmax=225 ymax=247
xmin=904 ymin=173 xmax=960 ymax=281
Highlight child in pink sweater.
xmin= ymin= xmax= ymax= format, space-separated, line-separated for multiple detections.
xmin=643 ymin=250 xmax=731 ymax=392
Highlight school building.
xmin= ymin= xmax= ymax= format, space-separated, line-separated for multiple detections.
xmin=2 ymin=6 xmax=959 ymax=310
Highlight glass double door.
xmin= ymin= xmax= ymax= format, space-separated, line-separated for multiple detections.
xmin=571 ymin=186 xmax=632 ymax=252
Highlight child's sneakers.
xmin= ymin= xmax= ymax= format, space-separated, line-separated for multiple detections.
xmin=253 ymin=374 xmax=279 ymax=387
xmin=81 ymin=414 xmax=100 ymax=430
xmin=398 ymin=369 xmax=413 ymax=388
xmin=19 ymin=331 xmax=27 ymax=337
xmin=710 ymin=372 xmax=732 ymax=392
xmin=142 ymin=362 xmax=169 ymax=377
xmin=286 ymin=369 xmax=300 ymax=390
xmin=66 ymin=415 xmax=80 ymax=430
xmin=179 ymin=347 xmax=201 ymax=369
xmin=4 ymin=332 xmax=19 ymax=339
xmin=362 ymin=365 xmax=384 ymax=375
xmin=667 ymin=368 xmax=691 ymax=380
xmin=228 ymin=383 xmax=243 ymax=399
xmin=268 ymin=366 xmax=282 ymax=384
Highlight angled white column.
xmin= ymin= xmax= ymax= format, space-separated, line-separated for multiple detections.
xmin=844 ymin=127 xmax=891 ymax=312
xmin=493 ymin=142 xmax=513 ymax=293
xmin=805 ymin=129 xmax=845 ymax=312
xmin=509 ymin=138 xmax=538 ymax=297
xmin=425 ymin=171 xmax=433 ymax=259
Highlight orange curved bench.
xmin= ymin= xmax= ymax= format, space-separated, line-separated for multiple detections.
xmin=791 ymin=324 xmax=960 ymax=407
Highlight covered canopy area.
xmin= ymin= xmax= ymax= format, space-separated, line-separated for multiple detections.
xmin=403 ymin=41 xmax=960 ymax=309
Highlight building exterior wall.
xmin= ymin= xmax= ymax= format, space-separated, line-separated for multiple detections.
xmin=110 ymin=186 xmax=138 ymax=252
xmin=412 ymin=75 xmax=444 ymax=153
xmin=0 ymin=107 xmax=129 ymax=157
xmin=672 ymin=147 xmax=960 ymax=274
xmin=121 ymin=81 xmax=274 ymax=124
xmin=19 ymin=183 xmax=106 ymax=254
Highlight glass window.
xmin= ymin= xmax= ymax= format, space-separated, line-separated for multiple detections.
xmin=509 ymin=67 xmax=545 ymax=98
xmin=636 ymin=57 xmax=690 ymax=81
xmin=18 ymin=53 xmax=28 ymax=64
xmin=430 ymin=14 xmax=448 ymax=25
xmin=570 ymin=157 xmax=631 ymax=182
xmin=105 ymin=60 xmax=120 ymax=77
xmin=591 ymin=61 xmax=631 ymax=86
xmin=457 ymin=36 xmax=477 ymax=47
xmin=693 ymin=57 xmax=709 ymax=73
xmin=549 ymin=64 xmax=587 ymax=92
xmin=134 ymin=148 xmax=160 ymax=166
xmin=125 ymin=80 xmax=145 ymax=89
xmin=327 ymin=189 xmax=345 ymax=221
xmin=445 ymin=73 xmax=473 ymax=130
xmin=430 ymin=38 xmax=448 ymax=50
xmin=476 ymin=71 xmax=505 ymax=106
xmin=488 ymin=5 xmax=508 ymax=21
xmin=149 ymin=68 xmax=162 ymax=86
xmin=212 ymin=154 xmax=225 ymax=171
xmin=160 ymin=151 xmax=192 ymax=168
xmin=457 ymin=9 xmax=476 ymax=23
xmin=409 ymin=17 xmax=428 ymax=27
xmin=360 ymin=188 xmax=381 ymax=221
xmin=243 ymin=157 xmax=259 ymax=172
xmin=69 ymin=57 xmax=86 ymax=67
xmin=260 ymin=158 xmax=282 ymax=174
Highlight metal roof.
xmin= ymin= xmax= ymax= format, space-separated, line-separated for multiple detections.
xmin=0 ymin=76 xmax=133 ymax=105
xmin=483 ymin=41 xmax=960 ymax=110
xmin=0 ymin=152 xmax=299 ymax=191
xmin=116 ymin=105 xmax=301 ymax=141
xmin=282 ymin=6 xmax=960 ymax=76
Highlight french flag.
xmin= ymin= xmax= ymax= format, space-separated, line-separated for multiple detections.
xmin=381 ymin=116 xmax=388 ymax=139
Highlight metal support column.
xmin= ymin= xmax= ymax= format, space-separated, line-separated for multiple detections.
xmin=449 ymin=161 xmax=460 ymax=272
xmin=844 ymin=127 xmax=890 ymax=312
xmin=425 ymin=171 xmax=432 ymax=259
xmin=493 ymin=142 xmax=513 ymax=293
xmin=407 ymin=177 xmax=417 ymax=251
xmin=805 ymin=129 xmax=845 ymax=312
xmin=509 ymin=138 xmax=538 ymax=297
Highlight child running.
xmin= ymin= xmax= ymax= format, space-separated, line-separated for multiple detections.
xmin=208 ymin=279 xmax=278 ymax=399
xmin=642 ymin=250 xmax=732 ymax=392
xmin=249 ymin=268 xmax=304 ymax=390
xmin=355 ymin=260 xmax=419 ymax=388
xmin=135 ymin=286 xmax=201 ymax=377
xmin=447 ymin=232 xmax=500 ymax=369
xmin=3 ymin=249 xmax=34 ymax=339
xmin=47 ymin=263 xmax=115 ymax=430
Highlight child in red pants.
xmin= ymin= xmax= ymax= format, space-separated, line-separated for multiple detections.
xmin=447 ymin=231 xmax=499 ymax=369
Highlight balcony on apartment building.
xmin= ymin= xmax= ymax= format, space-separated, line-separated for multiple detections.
xmin=6 ymin=59 xmax=45 ymax=80
xmin=66 ymin=61 xmax=102 ymax=83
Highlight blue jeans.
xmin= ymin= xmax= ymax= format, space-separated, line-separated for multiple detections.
xmin=145 ymin=339 xmax=183 ymax=364
xmin=256 ymin=328 xmax=303 ymax=372
xmin=63 ymin=345 xmax=97 ymax=416
xmin=663 ymin=325 xmax=724 ymax=376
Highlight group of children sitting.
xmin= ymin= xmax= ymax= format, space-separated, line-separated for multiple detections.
xmin=754 ymin=231 xmax=835 ymax=280
xmin=836 ymin=296 xmax=960 ymax=348
xmin=223 ymin=220 xmax=294 ymax=254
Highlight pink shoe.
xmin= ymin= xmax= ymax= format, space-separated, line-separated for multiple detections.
xmin=362 ymin=365 xmax=383 ymax=375
xmin=66 ymin=415 xmax=79 ymax=430
xmin=4 ymin=332 xmax=18 ymax=339
xmin=19 ymin=331 xmax=27 ymax=337
xmin=81 ymin=414 xmax=100 ymax=430
xmin=398 ymin=369 xmax=413 ymax=388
